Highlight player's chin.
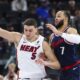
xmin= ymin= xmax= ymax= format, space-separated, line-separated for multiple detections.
xmin=27 ymin=36 xmax=31 ymax=39
xmin=55 ymin=21 xmax=60 ymax=26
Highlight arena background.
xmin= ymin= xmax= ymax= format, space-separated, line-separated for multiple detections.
xmin=0 ymin=0 xmax=80 ymax=79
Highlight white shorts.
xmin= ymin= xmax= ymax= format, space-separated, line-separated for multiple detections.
xmin=18 ymin=78 xmax=43 ymax=80
xmin=18 ymin=78 xmax=50 ymax=80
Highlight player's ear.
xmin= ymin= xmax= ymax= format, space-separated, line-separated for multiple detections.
xmin=65 ymin=17 xmax=68 ymax=21
xmin=36 ymin=28 xmax=39 ymax=34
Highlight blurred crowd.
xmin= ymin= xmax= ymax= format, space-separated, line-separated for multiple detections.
xmin=0 ymin=0 xmax=80 ymax=79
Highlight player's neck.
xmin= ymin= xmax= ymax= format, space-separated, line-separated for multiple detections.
xmin=27 ymin=35 xmax=39 ymax=42
xmin=58 ymin=22 xmax=68 ymax=32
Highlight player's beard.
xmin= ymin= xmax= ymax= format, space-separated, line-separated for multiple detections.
xmin=55 ymin=20 xmax=64 ymax=29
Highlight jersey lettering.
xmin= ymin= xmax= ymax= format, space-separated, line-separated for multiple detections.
xmin=20 ymin=44 xmax=40 ymax=59
xmin=20 ymin=45 xmax=40 ymax=52
xmin=31 ymin=52 xmax=36 ymax=60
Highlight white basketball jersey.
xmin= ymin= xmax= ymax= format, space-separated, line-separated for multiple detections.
xmin=17 ymin=35 xmax=46 ymax=78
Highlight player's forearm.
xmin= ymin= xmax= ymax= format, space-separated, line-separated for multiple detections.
xmin=0 ymin=28 xmax=14 ymax=42
xmin=60 ymin=33 xmax=80 ymax=44
xmin=43 ymin=61 xmax=61 ymax=70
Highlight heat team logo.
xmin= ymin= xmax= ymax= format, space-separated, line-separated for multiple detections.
xmin=20 ymin=45 xmax=40 ymax=60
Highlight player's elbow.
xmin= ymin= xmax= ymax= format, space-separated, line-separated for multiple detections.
xmin=56 ymin=61 xmax=61 ymax=69
xmin=52 ymin=61 xmax=61 ymax=70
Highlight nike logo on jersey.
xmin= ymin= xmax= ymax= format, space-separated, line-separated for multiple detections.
xmin=73 ymin=67 xmax=78 ymax=70
xmin=35 ymin=41 xmax=40 ymax=45
xmin=37 ymin=41 xmax=39 ymax=43
xmin=23 ymin=41 xmax=26 ymax=43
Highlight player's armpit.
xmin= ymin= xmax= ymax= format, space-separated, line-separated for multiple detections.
xmin=11 ymin=32 xmax=22 ymax=43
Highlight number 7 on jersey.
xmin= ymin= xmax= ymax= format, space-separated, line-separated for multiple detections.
xmin=60 ymin=47 xmax=65 ymax=55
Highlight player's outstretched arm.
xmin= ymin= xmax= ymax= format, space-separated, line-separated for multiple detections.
xmin=0 ymin=28 xmax=22 ymax=42
xmin=46 ymin=24 xmax=80 ymax=44
xmin=42 ymin=41 xmax=61 ymax=69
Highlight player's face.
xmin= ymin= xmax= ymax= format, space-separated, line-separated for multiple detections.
xmin=24 ymin=25 xmax=37 ymax=40
xmin=55 ymin=11 xmax=65 ymax=28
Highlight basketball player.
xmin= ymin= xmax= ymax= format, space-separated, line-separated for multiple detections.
xmin=46 ymin=10 xmax=80 ymax=80
xmin=0 ymin=18 xmax=60 ymax=80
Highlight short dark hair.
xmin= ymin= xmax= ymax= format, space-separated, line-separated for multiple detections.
xmin=63 ymin=11 xmax=70 ymax=24
xmin=23 ymin=18 xmax=37 ymax=28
